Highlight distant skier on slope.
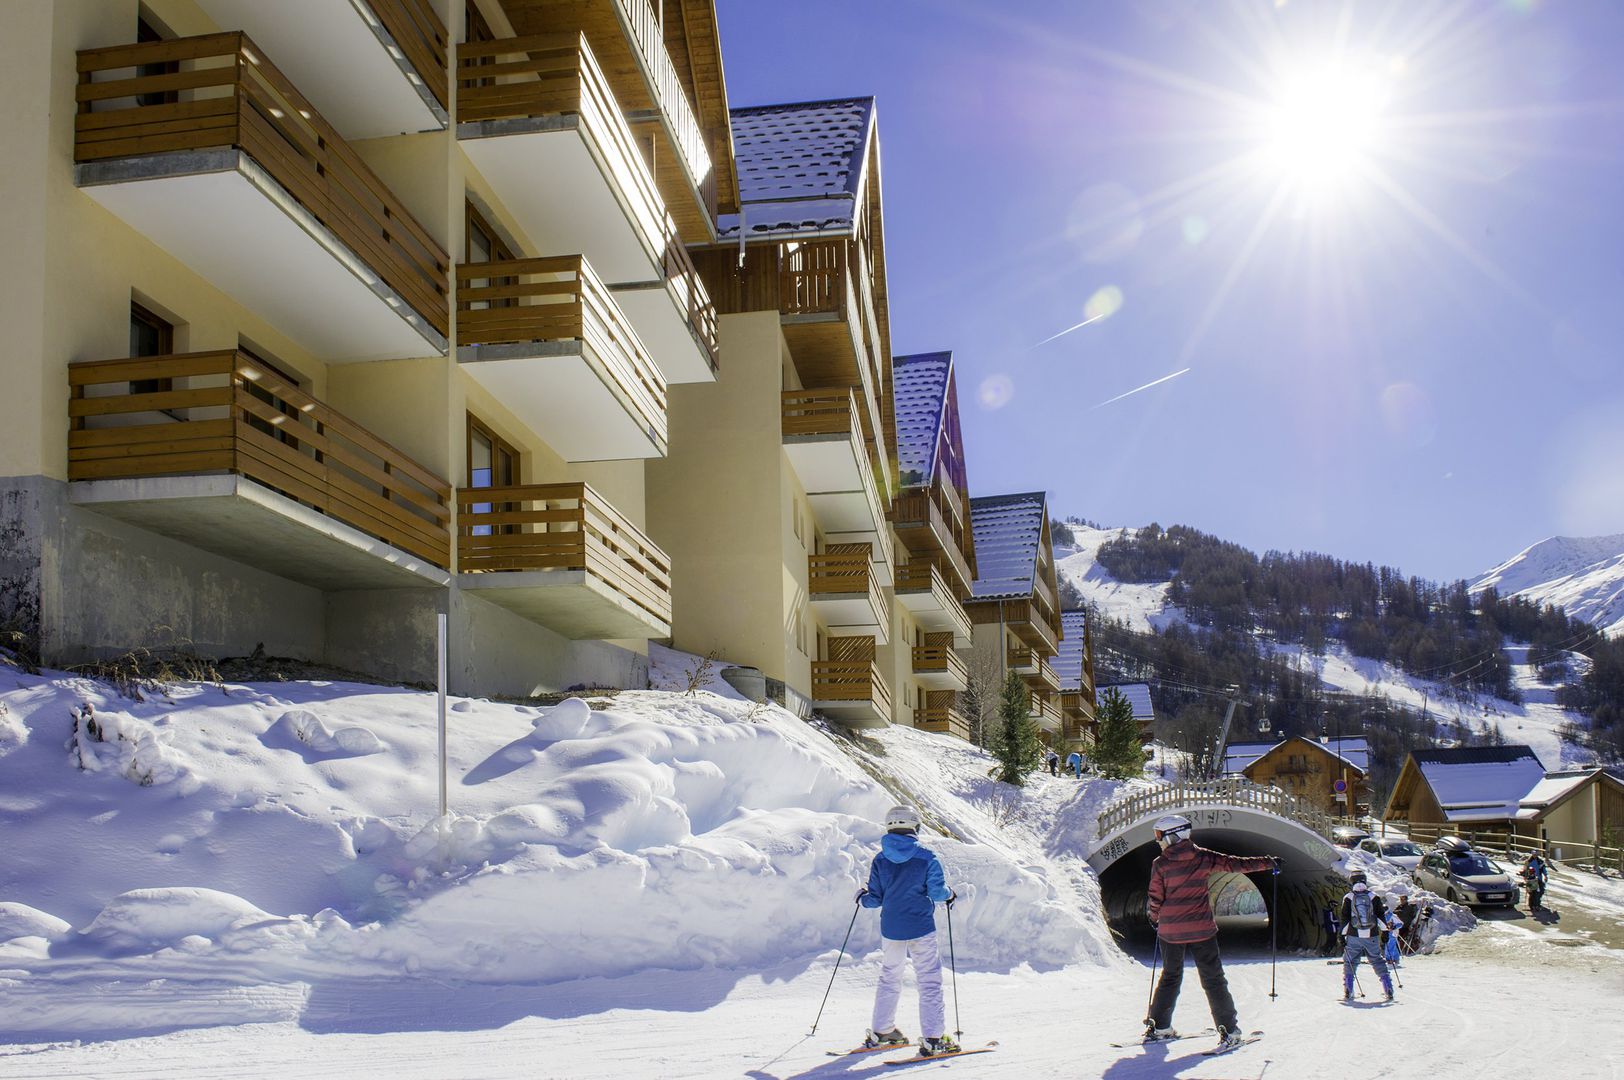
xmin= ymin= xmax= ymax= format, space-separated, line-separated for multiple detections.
xmin=1339 ymin=869 xmax=1395 ymax=1002
xmin=857 ymin=804 xmax=962 ymax=1058
xmin=1144 ymin=815 xmax=1278 ymax=1053
xmin=1067 ymin=750 xmax=1083 ymax=778
xmin=1046 ymin=749 xmax=1060 ymax=776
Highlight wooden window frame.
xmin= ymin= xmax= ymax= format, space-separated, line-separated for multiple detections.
xmin=466 ymin=412 xmax=521 ymax=537
xmin=464 ymin=201 xmax=517 ymax=309
xmin=129 ymin=300 xmax=173 ymax=396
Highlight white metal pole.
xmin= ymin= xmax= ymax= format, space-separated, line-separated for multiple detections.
xmin=437 ymin=611 xmax=448 ymax=819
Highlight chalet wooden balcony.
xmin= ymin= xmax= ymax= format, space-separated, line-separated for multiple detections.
xmin=975 ymin=597 xmax=1062 ymax=656
xmin=190 ymin=0 xmax=448 ymax=137
xmin=1032 ymin=692 xmax=1063 ymax=736
xmin=807 ymin=547 xmax=889 ymax=642
xmin=777 ymin=239 xmax=891 ymax=500
xmin=916 ymin=693 xmax=970 ymax=741
xmin=457 ymin=255 xmax=667 ymax=460
xmin=75 ymin=33 xmax=450 ymax=361
xmin=457 ymin=482 xmax=671 ymax=639
xmin=1061 ymin=689 xmax=1097 ymax=726
xmin=1021 ymin=653 xmax=1061 ymax=695
xmin=782 ymin=389 xmax=890 ymax=579
xmin=609 ymin=232 xmax=720 ymax=383
xmin=493 ymin=0 xmax=718 ymax=241
xmin=912 ymin=644 xmax=968 ymax=692
xmin=891 ymin=488 xmax=973 ymax=597
xmin=1008 ymin=646 xmax=1039 ymax=676
xmin=893 ymin=560 xmax=972 ymax=646
xmin=811 ymin=658 xmax=892 ymax=728
xmin=66 ymin=351 xmax=451 ymax=590
xmin=457 ymin=33 xmax=670 ymax=287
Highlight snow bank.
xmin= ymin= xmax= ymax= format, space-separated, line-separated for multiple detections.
xmin=261 ymin=710 xmax=388 ymax=760
xmin=0 ymin=902 xmax=70 ymax=943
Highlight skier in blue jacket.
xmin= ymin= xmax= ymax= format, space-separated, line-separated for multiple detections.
xmin=858 ymin=804 xmax=960 ymax=1057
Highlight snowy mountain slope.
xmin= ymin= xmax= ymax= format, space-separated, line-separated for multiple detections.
xmin=1473 ymin=534 xmax=1624 ymax=638
xmin=0 ymin=647 xmax=1123 ymax=1038
xmin=1053 ymin=524 xmax=1180 ymax=633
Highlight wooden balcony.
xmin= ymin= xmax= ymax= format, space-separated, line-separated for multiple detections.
xmin=807 ymin=547 xmax=889 ymax=641
xmin=609 ymin=232 xmax=720 ymax=383
xmin=782 ymin=389 xmax=890 ymax=578
xmin=968 ymin=597 xmax=1061 ymax=656
xmin=1033 ymin=693 xmax=1063 ymax=736
xmin=66 ymin=351 xmax=451 ymax=589
xmin=1008 ymin=646 xmax=1039 ymax=676
xmin=457 ymin=33 xmax=669 ymax=286
xmin=811 ymin=658 xmax=892 ymax=728
xmin=891 ymin=488 xmax=973 ymax=597
xmin=1021 ymin=653 xmax=1061 ymax=695
xmin=916 ymin=692 xmax=970 ymax=741
xmin=190 ymin=0 xmax=448 ymax=137
xmin=458 ymin=482 xmax=671 ymax=639
xmin=893 ymin=560 xmax=972 ymax=646
xmin=912 ymin=644 xmax=968 ymax=691
xmin=457 ymin=255 xmax=667 ymax=460
xmin=1061 ymin=689 xmax=1097 ymax=726
xmin=75 ymin=33 xmax=449 ymax=361
xmin=494 ymin=0 xmax=719 ymax=241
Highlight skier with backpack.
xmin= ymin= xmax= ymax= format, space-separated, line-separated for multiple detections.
xmin=1144 ymin=815 xmax=1278 ymax=1053
xmin=1339 ymin=868 xmax=1395 ymax=1002
xmin=1521 ymin=853 xmax=1550 ymax=910
xmin=1067 ymin=750 xmax=1083 ymax=778
xmin=857 ymin=805 xmax=962 ymax=1058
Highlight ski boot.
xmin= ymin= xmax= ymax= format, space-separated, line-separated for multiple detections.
xmin=1143 ymin=1020 xmax=1179 ymax=1043
xmin=1383 ymin=990 xmax=1395 ymax=1003
xmin=919 ymin=1036 xmax=961 ymax=1057
xmin=1214 ymin=1028 xmax=1245 ymax=1053
xmin=863 ymin=1028 xmax=907 ymax=1050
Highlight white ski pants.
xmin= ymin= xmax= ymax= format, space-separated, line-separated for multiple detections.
xmin=872 ymin=933 xmax=945 ymax=1038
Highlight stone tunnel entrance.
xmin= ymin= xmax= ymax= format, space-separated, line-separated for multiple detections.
xmin=1089 ymin=782 xmax=1350 ymax=952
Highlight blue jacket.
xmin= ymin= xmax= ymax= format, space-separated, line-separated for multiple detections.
xmin=861 ymin=832 xmax=952 ymax=940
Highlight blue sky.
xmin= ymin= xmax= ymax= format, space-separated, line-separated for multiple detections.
xmin=716 ymin=0 xmax=1624 ymax=582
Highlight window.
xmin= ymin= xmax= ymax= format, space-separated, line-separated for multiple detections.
xmin=135 ymin=13 xmax=178 ymax=108
xmin=466 ymin=413 xmax=519 ymax=537
xmin=464 ymin=202 xmax=516 ymax=310
xmin=129 ymin=301 xmax=173 ymax=396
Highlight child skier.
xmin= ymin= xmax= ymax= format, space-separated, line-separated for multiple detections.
xmin=1521 ymin=852 xmax=1549 ymax=910
xmin=1067 ymin=750 xmax=1083 ymax=778
xmin=1339 ymin=869 xmax=1395 ymax=1001
xmin=858 ymin=805 xmax=960 ymax=1058
xmin=1145 ymin=815 xmax=1278 ymax=1052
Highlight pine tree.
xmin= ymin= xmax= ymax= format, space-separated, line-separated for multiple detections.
xmin=1094 ymin=687 xmax=1144 ymax=779
xmin=990 ymin=672 xmax=1042 ymax=785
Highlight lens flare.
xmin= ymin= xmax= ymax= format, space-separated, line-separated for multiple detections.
xmin=1084 ymin=284 xmax=1125 ymax=323
xmin=977 ymin=374 xmax=1015 ymax=410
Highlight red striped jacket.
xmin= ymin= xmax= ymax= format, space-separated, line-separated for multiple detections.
xmin=1148 ymin=840 xmax=1273 ymax=944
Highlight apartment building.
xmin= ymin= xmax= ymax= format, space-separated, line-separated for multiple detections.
xmin=648 ymin=97 xmax=899 ymax=722
xmin=962 ymin=492 xmax=1066 ymax=744
xmin=1054 ymin=608 xmax=1099 ymax=748
xmin=0 ymin=0 xmax=735 ymax=696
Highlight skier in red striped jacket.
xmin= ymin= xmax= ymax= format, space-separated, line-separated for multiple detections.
xmin=1144 ymin=815 xmax=1278 ymax=1052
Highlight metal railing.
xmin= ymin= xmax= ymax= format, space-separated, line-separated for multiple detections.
xmin=1095 ymin=777 xmax=1337 ymax=841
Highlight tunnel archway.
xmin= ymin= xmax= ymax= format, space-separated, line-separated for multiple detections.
xmin=1089 ymin=794 xmax=1349 ymax=951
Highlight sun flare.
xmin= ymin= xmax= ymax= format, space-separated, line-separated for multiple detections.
xmin=1260 ymin=64 xmax=1390 ymax=195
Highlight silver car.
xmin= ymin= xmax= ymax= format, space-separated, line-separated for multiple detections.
xmin=1412 ymin=847 xmax=1521 ymax=907
xmin=1358 ymin=837 xmax=1425 ymax=873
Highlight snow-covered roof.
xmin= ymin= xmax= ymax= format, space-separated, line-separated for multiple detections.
xmin=893 ymin=352 xmax=951 ymax=488
xmin=716 ymin=98 xmax=874 ymax=241
xmin=1223 ymin=735 xmax=1369 ymax=777
xmin=1314 ymin=735 xmax=1370 ymax=772
xmin=1054 ymin=610 xmax=1090 ymax=691
xmin=969 ymin=492 xmax=1048 ymax=601
xmin=1223 ymin=742 xmax=1277 ymax=774
xmin=1413 ymin=746 xmax=1547 ymax=823
xmin=1098 ymin=683 xmax=1153 ymax=722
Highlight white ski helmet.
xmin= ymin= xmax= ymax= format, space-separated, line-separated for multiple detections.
xmin=884 ymin=805 xmax=921 ymax=832
xmin=1154 ymin=815 xmax=1192 ymax=847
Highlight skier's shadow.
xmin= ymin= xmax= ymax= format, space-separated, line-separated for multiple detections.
xmin=1099 ymin=1039 xmax=1184 ymax=1079
xmin=748 ymin=1054 xmax=892 ymax=1080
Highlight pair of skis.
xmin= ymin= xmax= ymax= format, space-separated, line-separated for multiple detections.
xmin=1110 ymin=1028 xmax=1265 ymax=1057
xmin=828 ymin=1040 xmax=999 ymax=1065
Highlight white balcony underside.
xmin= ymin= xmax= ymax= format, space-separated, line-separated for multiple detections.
xmin=807 ymin=595 xmax=887 ymax=642
xmin=458 ymin=341 xmax=665 ymax=461
xmin=459 ymin=571 xmax=669 ymax=640
xmin=783 ymin=436 xmax=889 ymax=582
xmin=69 ymin=475 xmax=449 ymax=591
xmin=608 ymin=282 xmax=715 ymax=383
xmin=914 ymin=669 xmax=967 ymax=692
xmin=192 ymin=0 xmax=447 ymax=138
xmin=812 ymin=700 xmax=888 ymax=728
xmin=459 ymin=120 xmax=660 ymax=284
xmin=894 ymin=589 xmax=972 ymax=646
xmin=77 ymin=152 xmax=446 ymax=361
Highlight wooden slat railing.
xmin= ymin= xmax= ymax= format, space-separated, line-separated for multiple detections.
xmin=364 ymin=0 xmax=449 ymax=111
xmin=812 ymin=659 xmax=892 ymax=713
xmin=912 ymin=644 xmax=967 ymax=684
xmin=1025 ymin=654 xmax=1061 ymax=693
xmin=662 ymin=231 xmax=719 ymax=371
xmin=1008 ymin=646 xmax=1038 ymax=674
xmin=781 ymin=386 xmax=860 ymax=439
xmin=76 ymin=32 xmax=450 ymax=339
xmin=456 ymin=482 xmax=671 ymax=628
xmin=916 ymin=695 xmax=970 ymax=740
xmin=456 ymin=255 xmax=667 ymax=443
xmin=609 ymin=0 xmax=715 ymax=218
xmin=1096 ymin=778 xmax=1337 ymax=842
xmin=779 ymin=238 xmax=846 ymax=317
xmin=68 ymin=351 xmax=451 ymax=568
xmin=456 ymin=33 xmax=667 ymax=268
xmin=808 ymin=547 xmax=889 ymax=628
xmin=891 ymin=489 xmax=974 ymax=595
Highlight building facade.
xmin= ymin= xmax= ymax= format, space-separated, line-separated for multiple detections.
xmin=1229 ymin=735 xmax=1370 ymax=818
xmin=1053 ymin=609 xmax=1098 ymax=748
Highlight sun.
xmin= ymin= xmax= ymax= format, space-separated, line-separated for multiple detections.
xmin=1259 ymin=64 xmax=1391 ymax=196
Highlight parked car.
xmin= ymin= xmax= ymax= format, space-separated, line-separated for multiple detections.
xmin=1331 ymin=824 xmax=1373 ymax=849
xmin=1357 ymin=836 xmax=1425 ymax=873
xmin=1413 ymin=846 xmax=1521 ymax=907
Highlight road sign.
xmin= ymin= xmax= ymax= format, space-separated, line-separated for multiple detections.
xmin=1334 ymin=779 xmax=1347 ymax=793
xmin=1335 ymin=793 xmax=1347 ymax=802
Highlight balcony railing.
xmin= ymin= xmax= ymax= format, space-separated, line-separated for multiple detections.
xmin=812 ymin=659 xmax=891 ymax=712
xmin=781 ymin=387 xmax=887 ymax=543
xmin=364 ymin=0 xmax=450 ymax=113
xmin=76 ymin=32 xmax=450 ymax=341
xmin=916 ymin=696 xmax=970 ymax=740
xmin=913 ymin=645 xmax=968 ymax=684
xmin=1008 ymin=647 xmax=1039 ymax=675
xmin=456 ymin=255 xmax=667 ymax=454
xmin=1022 ymin=654 xmax=1061 ymax=694
xmin=891 ymin=489 xmax=973 ymax=595
xmin=458 ymin=482 xmax=672 ymax=630
xmin=894 ymin=560 xmax=973 ymax=644
xmin=68 ymin=351 xmax=451 ymax=568
xmin=663 ymin=233 xmax=720 ymax=371
xmin=808 ymin=547 xmax=890 ymax=631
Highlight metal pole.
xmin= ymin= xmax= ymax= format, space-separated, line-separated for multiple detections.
xmin=810 ymin=898 xmax=862 ymax=1036
xmin=437 ymin=611 xmax=448 ymax=819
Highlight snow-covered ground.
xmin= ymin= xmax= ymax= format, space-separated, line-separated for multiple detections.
xmin=1056 ymin=525 xmax=1184 ymax=634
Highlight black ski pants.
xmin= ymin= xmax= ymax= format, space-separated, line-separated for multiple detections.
xmin=1149 ymin=936 xmax=1238 ymax=1034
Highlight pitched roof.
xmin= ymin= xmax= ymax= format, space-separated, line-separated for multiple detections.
xmin=1223 ymin=742 xmax=1277 ymax=774
xmin=893 ymin=352 xmax=951 ymax=488
xmin=717 ymin=97 xmax=874 ymax=241
xmin=1224 ymin=735 xmax=1370 ymax=776
xmin=1412 ymin=745 xmax=1547 ymax=823
xmin=1310 ymin=735 xmax=1370 ymax=773
xmin=1054 ymin=610 xmax=1091 ymax=691
xmin=1098 ymin=683 xmax=1154 ymax=721
xmin=968 ymin=492 xmax=1047 ymax=600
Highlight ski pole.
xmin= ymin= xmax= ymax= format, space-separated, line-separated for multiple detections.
xmin=946 ymin=894 xmax=962 ymax=1038
xmin=1145 ymin=934 xmax=1161 ymax=1021
xmin=810 ymin=896 xmax=862 ymax=1036
xmin=1268 ymin=868 xmax=1278 ymax=1001
xmin=1354 ymin=969 xmax=1365 ymax=998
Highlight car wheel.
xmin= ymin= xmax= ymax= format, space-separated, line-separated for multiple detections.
xmin=1446 ymin=888 xmax=1458 ymax=903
